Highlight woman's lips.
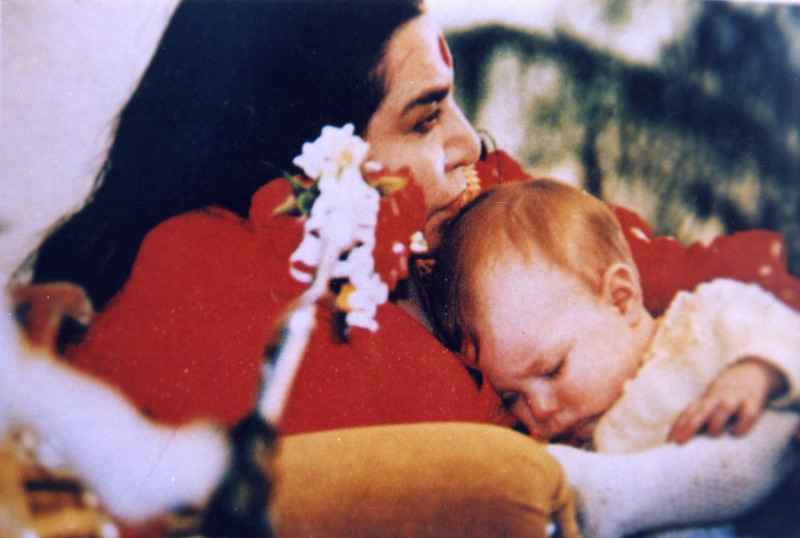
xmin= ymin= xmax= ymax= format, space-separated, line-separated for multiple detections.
xmin=421 ymin=165 xmax=481 ymax=246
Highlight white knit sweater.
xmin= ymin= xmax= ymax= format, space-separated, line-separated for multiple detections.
xmin=549 ymin=279 xmax=800 ymax=537
xmin=595 ymin=278 xmax=800 ymax=453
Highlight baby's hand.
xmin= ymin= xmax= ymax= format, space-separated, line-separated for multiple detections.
xmin=667 ymin=357 xmax=787 ymax=444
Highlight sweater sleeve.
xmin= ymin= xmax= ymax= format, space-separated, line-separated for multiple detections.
xmin=594 ymin=278 xmax=800 ymax=453
xmin=694 ymin=279 xmax=800 ymax=407
xmin=548 ymin=410 xmax=800 ymax=538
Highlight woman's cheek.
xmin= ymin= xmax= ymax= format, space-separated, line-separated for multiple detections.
xmin=416 ymin=167 xmax=449 ymax=213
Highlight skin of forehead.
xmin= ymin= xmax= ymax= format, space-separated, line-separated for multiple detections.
xmin=470 ymin=243 xmax=615 ymax=370
xmin=379 ymin=15 xmax=450 ymax=99
xmin=474 ymin=257 xmax=573 ymax=345
xmin=473 ymin=235 xmax=589 ymax=311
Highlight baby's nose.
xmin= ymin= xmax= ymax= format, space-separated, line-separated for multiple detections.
xmin=527 ymin=392 xmax=559 ymax=423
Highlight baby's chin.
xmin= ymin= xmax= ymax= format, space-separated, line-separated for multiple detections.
xmin=549 ymin=415 xmax=602 ymax=446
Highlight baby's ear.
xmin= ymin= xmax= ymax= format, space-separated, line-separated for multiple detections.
xmin=601 ymin=262 xmax=645 ymax=323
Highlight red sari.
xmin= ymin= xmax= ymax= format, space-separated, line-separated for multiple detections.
xmin=66 ymin=180 xmax=504 ymax=434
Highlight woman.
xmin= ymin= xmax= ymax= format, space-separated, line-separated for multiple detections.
xmin=17 ymin=2 xmax=568 ymax=534
xmin=12 ymin=0 xmax=796 ymax=536
xmin=37 ymin=0 xmax=503 ymax=433
xmin=31 ymin=0 xmax=426 ymax=312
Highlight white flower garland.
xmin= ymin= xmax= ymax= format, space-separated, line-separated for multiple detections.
xmin=289 ymin=124 xmax=388 ymax=332
xmin=260 ymin=124 xmax=391 ymax=421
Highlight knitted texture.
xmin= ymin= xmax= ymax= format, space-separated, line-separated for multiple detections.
xmin=549 ymin=278 xmax=800 ymax=536
xmin=549 ymin=411 xmax=799 ymax=537
xmin=595 ymin=279 xmax=800 ymax=453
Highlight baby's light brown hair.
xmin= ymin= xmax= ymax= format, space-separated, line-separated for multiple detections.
xmin=425 ymin=179 xmax=635 ymax=355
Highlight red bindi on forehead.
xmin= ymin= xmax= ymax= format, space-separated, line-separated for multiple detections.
xmin=437 ymin=35 xmax=453 ymax=68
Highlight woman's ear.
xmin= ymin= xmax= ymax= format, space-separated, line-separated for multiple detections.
xmin=458 ymin=335 xmax=479 ymax=368
xmin=601 ymin=262 xmax=645 ymax=323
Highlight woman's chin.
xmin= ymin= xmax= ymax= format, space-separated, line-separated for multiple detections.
xmin=421 ymin=200 xmax=465 ymax=250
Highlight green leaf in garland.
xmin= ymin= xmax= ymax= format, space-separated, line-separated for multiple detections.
xmin=286 ymin=173 xmax=310 ymax=197
xmin=274 ymin=175 xmax=320 ymax=217
xmin=296 ymin=180 xmax=320 ymax=216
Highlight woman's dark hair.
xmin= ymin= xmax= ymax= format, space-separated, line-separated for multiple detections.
xmin=32 ymin=0 xmax=422 ymax=310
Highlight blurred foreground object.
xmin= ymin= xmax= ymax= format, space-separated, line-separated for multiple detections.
xmin=0 ymin=429 xmax=118 ymax=538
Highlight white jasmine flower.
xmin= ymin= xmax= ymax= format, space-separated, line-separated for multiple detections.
xmin=409 ymin=231 xmax=429 ymax=254
xmin=363 ymin=160 xmax=382 ymax=173
xmin=292 ymin=123 xmax=369 ymax=180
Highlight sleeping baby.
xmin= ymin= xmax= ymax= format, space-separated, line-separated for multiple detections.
xmin=426 ymin=178 xmax=800 ymax=536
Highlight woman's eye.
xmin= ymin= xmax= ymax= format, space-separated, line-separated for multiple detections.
xmin=413 ymin=108 xmax=441 ymax=134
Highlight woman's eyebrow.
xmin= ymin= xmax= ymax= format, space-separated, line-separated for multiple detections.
xmin=402 ymin=87 xmax=449 ymax=116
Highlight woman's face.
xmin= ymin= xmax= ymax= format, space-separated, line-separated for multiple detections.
xmin=365 ymin=14 xmax=481 ymax=248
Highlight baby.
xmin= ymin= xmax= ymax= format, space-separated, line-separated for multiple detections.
xmin=426 ymin=179 xmax=800 ymax=535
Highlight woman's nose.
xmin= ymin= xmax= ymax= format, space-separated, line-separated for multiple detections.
xmin=444 ymin=101 xmax=481 ymax=171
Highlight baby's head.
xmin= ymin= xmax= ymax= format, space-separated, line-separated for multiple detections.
xmin=428 ymin=180 xmax=655 ymax=442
